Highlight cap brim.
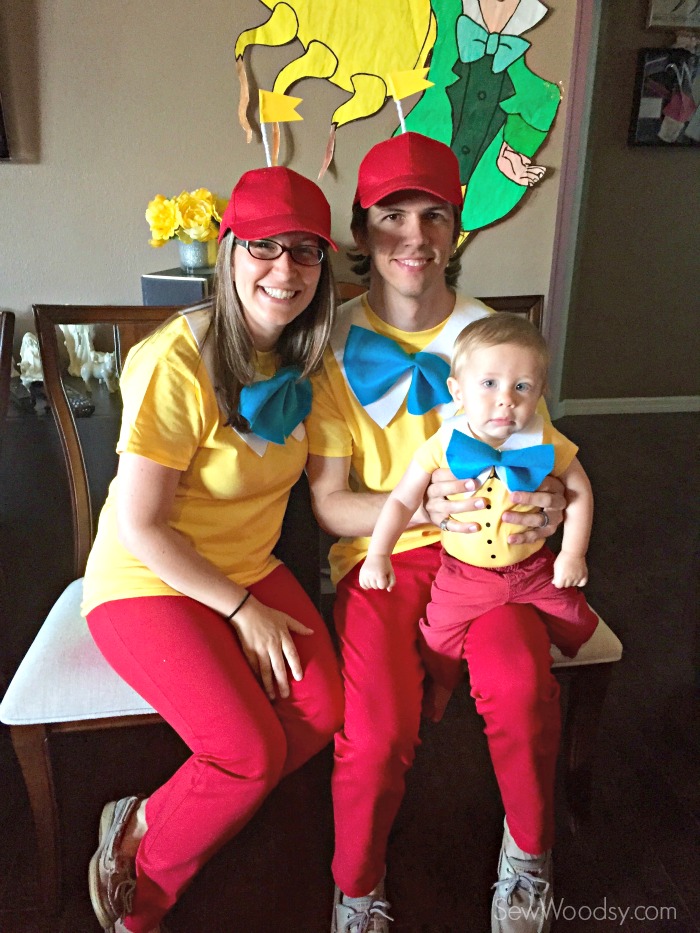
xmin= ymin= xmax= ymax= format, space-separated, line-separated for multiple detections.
xmin=223 ymin=213 xmax=337 ymax=251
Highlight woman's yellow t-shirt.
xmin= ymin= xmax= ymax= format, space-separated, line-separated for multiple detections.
xmin=81 ymin=312 xmax=307 ymax=615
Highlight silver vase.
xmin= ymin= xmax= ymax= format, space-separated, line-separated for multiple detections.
xmin=178 ymin=239 xmax=217 ymax=273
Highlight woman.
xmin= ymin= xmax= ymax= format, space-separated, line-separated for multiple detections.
xmin=83 ymin=166 xmax=344 ymax=933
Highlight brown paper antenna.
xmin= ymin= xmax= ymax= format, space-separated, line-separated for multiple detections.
xmin=271 ymin=122 xmax=281 ymax=166
xmin=236 ymin=58 xmax=253 ymax=144
xmin=318 ymin=125 xmax=336 ymax=180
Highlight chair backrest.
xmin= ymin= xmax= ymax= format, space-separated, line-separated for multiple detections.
xmin=0 ymin=310 xmax=15 ymax=431
xmin=336 ymin=284 xmax=544 ymax=330
xmin=33 ymin=305 xmax=181 ymax=580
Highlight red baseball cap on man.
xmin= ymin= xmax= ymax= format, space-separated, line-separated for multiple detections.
xmin=218 ymin=166 xmax=337 ymax=249
xmin=353 ymin=132 xmax=463 ymax=209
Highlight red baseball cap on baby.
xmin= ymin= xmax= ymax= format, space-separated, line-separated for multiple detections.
xmin=353 ymin=132 xmax=463 ymax=209
xmin=218 ymin=166 xmax=337 ymax=249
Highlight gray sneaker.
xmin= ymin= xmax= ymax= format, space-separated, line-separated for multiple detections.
xmin=491 ymin=838 xmax=553 ymax=933
xmin=331 ymin=882 xmax=393 ymax=933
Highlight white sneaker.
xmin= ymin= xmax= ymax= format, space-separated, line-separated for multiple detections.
xmin=331 ymin=880 xmax=393 ymax=933
xmin=491 ymin=829 xmax=553 ymax=933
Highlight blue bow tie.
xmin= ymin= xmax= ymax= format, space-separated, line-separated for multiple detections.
xmin=445 ymin=430 xmax=554 ymax=493
xmin=343 ymin=325 xmax=451 ymax=417
xmin=237 ymin=366 xmax=312 ymax=445
xmin=456 ymin=15 xmax=530 ymax=74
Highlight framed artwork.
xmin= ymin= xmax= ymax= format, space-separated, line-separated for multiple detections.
xmin=629 ymin=47 xmax=700 ymax=146
xmin=647 ymin=0 xmax=700 ymax=30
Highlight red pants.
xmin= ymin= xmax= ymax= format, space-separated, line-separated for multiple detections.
xmin=87 ymin=564 xmax=343 ymax=933
xmin=332 ymin=545 xmax=560 ymax=897
xmin=421 ymin=546 xmax=599 ymax=694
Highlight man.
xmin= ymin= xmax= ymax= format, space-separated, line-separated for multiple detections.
xmin=306 ymin=132 xmax=566 ymax=933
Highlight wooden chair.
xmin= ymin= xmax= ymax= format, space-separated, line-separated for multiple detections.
xmin=0 ymin=304 xmax=320 ymax=913
xmin=0 ymin=310 xmax=14 ymax=434
xmin=331 ymin=285 xmax=623 ymax=830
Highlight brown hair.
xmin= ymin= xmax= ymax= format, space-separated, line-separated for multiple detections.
xmin=451 ymin=313 xmax=549 ymax=385
xmin=210 ymin=232 xmax=336 ymax=431
xmin=348 ymin=201 xmax=463 ymax=288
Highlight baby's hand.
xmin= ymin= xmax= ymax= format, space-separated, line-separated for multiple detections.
xmin=359 ymin=555 xmax=396 ymax=592
xmin=552 ymin=551 xmax=588 ymax=589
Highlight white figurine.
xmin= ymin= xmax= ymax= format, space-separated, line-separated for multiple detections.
xmin=59 ymin=323 xmax=118 ymax=393
xmin=18 ymin=332 xmax=44 ymax=387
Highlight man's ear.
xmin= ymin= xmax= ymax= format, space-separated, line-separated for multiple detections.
xmin=447 ymin=375 xmax=462 ymax=406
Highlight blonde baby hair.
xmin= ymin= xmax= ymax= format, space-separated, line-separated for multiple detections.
xmin=451 ymin=312 xmax=549 ymax=387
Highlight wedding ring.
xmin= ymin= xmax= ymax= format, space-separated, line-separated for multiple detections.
xmin=440 ymin=518 xmax=450 ymax=531
xmin=539 ymin=511 xmax=550 ymax=528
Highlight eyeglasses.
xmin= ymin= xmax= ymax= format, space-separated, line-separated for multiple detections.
xmin=235 ymin=238 xmax=325 ymax=267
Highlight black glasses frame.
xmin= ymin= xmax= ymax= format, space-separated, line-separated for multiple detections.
xmin=234 ymin=238 xmax=325 ymax=267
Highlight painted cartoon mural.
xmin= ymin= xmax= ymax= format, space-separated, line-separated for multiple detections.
xmin=235 ymin=1 xmax=436 ymax=171
xmin=235 ymin=0 xmax=560 ymax=238
xmin=403 ymin=0 xmax=561 ymax=240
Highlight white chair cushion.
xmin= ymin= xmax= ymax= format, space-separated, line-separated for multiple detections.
xmin=550 ymin=613 xmax=622 ymax=668
xmin=0 ymin=578 xmax=156 ymax=725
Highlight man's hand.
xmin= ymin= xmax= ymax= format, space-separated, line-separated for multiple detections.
xmin=503 ymin=474 xmax=566 ymax=544
xmin=359 ymin=555 xmax=396 ymax=592
xmin=425 ymin=470 xmax=566 ymax=543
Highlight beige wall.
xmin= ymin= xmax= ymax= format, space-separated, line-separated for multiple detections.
xmin=562 ymin=0 xmax=699 ymax=400
xmin=1 ymin=0 xmax=575 ymax=339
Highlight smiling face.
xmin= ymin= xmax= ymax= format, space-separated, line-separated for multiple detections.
xmin=232 ymin=232 xmax=323 ymax=350
xmin=448 ymin=341 xmax=545 ymax=447
xmin=356 ymin=191 xmax=457 ymax=312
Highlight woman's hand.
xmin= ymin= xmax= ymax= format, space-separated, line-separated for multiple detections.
xmin=229 ymin=596 xmax=313 ymax=700
xmin=424 ymin=469 xmax=566 ymax=543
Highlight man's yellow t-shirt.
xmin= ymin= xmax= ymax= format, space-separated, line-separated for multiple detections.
xmin=306 ymin=293 xmax=492 ymax=584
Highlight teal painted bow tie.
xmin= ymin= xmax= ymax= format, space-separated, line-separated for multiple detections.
xmin=445 ymin=430 xmax=554 ymax=493
xmin=456 ymin=15 xmax=530 ymax=73
xmin=237 ymin=366 xmax=312 ymax=445
xmin=343 ymin=325 xmax=451 ymax=416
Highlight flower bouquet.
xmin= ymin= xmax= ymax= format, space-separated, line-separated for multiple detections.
xmin=145 ymin=188 xmax=229 ymax=271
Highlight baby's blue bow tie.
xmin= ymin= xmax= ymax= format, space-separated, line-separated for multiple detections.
xmin=343 ymin=325 xmax=451 ymax=416
xmin=445 ymin=430 xmax=554 ymax=493
xmin=456 ymin=15 xmax=530 ymax=73
xmin=238 ymin=366 xmax=311 ymax=445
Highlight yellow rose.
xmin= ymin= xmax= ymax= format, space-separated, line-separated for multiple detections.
xmin=176 ymin=190 xmax=214 ymax=242
xmin=145 ymin=195 xmax=179 ymax=244
xmin=212 ymin=195 xmax=228 ymax=224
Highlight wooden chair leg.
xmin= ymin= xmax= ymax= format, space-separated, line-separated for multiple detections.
xmin=11 ymin=723 xmax=62 ymax=914
xmin=559 ymin=663 xmax=613 ymax=833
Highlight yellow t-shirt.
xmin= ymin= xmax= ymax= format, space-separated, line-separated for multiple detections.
xmin=82 ymin=309 xmax=308 ymax=614
xmin=414 ymin=416 xmax=577 ymax=567
xmin=306 ymin=292 xmax=493 ymax=584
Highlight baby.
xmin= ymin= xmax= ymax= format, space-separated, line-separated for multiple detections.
xmin=359 ymin=313 xmax=598 ymax=718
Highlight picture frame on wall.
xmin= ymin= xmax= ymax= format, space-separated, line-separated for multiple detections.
xmin=647 ymin=0 xmax=700 ymax=30
xmin=629 ymin=47 xmax=700 ymax=146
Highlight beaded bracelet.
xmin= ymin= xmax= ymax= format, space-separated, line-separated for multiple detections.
xmin=225 ymin=591 xmax=250 ymax=621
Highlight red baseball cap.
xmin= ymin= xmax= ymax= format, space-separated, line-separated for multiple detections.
xmin=354 ymin=132 xmax=463 ymax=209
xmin=218 ymin=166 xmax=337 ymax=249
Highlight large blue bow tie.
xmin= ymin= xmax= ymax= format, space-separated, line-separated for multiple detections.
xmin=343 ymin=325 xmax=451 ymax=416
xmin=446 ymin=431 xmax=554 ymax=493
xmin=238 ymin=366 xmax=312 ymax=445
xmin=456 ymin=15 xmax=530 ymax=74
